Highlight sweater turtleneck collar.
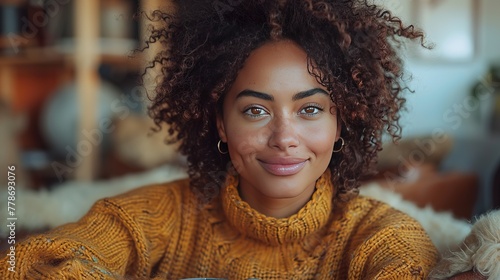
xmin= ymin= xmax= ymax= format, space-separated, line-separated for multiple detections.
xmin=221 ymin=171 xmax=334 ymax=246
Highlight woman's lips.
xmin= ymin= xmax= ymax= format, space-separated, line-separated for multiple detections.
xmin=258 ymin=159 xmax=307 ymax=176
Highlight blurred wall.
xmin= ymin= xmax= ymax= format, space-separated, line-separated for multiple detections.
xmin=381 ymin=0 xmax=500 ymax=138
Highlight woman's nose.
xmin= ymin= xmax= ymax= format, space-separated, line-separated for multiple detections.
xmin=267 ymin=116 xmax=299 ymax=151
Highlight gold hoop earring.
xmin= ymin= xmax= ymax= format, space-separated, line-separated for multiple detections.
xmin=217 ymin=140 xmax=228 ymax=154
xmin=333 ymin=137 xmax=344 ymax=153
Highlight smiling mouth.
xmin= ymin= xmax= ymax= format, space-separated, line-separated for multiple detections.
xmin=258 ymin=160 xmax=307 ymax=176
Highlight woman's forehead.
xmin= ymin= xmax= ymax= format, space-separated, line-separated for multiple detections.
xmin=227 ymin=40 xmax=327 ymax=96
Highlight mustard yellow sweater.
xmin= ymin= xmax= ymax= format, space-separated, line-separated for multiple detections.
xmin=0 ymin=172 xmax=438 ymax=279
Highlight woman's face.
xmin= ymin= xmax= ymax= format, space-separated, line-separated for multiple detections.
xmin=217 ymin=40 xmax=340 ymax=214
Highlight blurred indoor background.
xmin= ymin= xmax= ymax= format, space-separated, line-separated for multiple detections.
xmin=0 ymin=0 xmax=499 ymax=248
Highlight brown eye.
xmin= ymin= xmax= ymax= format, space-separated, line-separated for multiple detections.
xmin=251 ymin=108 xmax=263 ymax=115
xmin=299 ymin=105 xmax=323 ymax=117
xmin=244 ymin=106 xmax=268 ymax=118
xmin=304 ymin=107 xmax=315 ymax=114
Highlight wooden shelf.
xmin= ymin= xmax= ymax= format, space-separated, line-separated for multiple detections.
xmin=0 ymin=46 xmax=143 ymax=68
xmin=2 ymin=0 xmax=161 ymax=183
xmin=0 ymin=49 xmax=67 ymax=66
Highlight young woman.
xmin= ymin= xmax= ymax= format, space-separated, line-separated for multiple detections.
xmin=1 ymin=0 xmax=438 ymax=279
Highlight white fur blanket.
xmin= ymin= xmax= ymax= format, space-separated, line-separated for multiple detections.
xmin=0 ymin=164 xmax=187 ymax=234
xmin=428 ymin=211 xmax=500 ymax=280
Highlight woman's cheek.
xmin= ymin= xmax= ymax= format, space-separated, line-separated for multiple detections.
xmin=232 ymin=125 xmax=269 ymax=152
xmin=303 ymin=123 xmax=337 ymax=152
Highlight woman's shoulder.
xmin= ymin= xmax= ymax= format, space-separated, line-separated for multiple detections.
xmin=112 ymin=177 xmax=191 ymax=201
xmin=341 ymin=195 xmax=428 ymax=231
xmin=94 ymin=177 xmax=194 ymax=219
xmin=337 ymin=196 xmax=439 ymax=278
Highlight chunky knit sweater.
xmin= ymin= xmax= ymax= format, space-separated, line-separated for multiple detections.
xmin=0 ymin=172 xmax=438 ymax=279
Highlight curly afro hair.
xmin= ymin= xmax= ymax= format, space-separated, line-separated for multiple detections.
xmin=145 ymin=0 xmax=425 ymax=202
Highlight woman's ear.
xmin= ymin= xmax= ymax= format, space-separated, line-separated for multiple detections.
xmin=216 ymin=113 xmax=227 ymax=142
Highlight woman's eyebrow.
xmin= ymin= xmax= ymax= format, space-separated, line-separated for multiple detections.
xmin=236 ymin=90 xmax=274 ymax=101
xmin=236 ymin=88 xmax=328 ymax=101
xmin=292 ymin=88 xmax=329 ymax=101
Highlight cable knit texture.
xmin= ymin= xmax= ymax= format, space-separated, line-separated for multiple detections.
xmin=0 ymin=172 xmax=438 ymax=279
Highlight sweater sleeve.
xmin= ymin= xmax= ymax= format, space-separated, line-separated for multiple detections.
xmin=0 ymin=180 xmax=187 ymax=279
xmin=347 ymin=199 xmax=439 ymax=280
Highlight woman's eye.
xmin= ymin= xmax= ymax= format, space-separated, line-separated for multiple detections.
xmin=300 ymin=106 xmax=323 ymax=116
xmin=250 ymin=108 xmax=264 ymax=115
xmin=244 ymin=107 xmax=268 ymax=118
